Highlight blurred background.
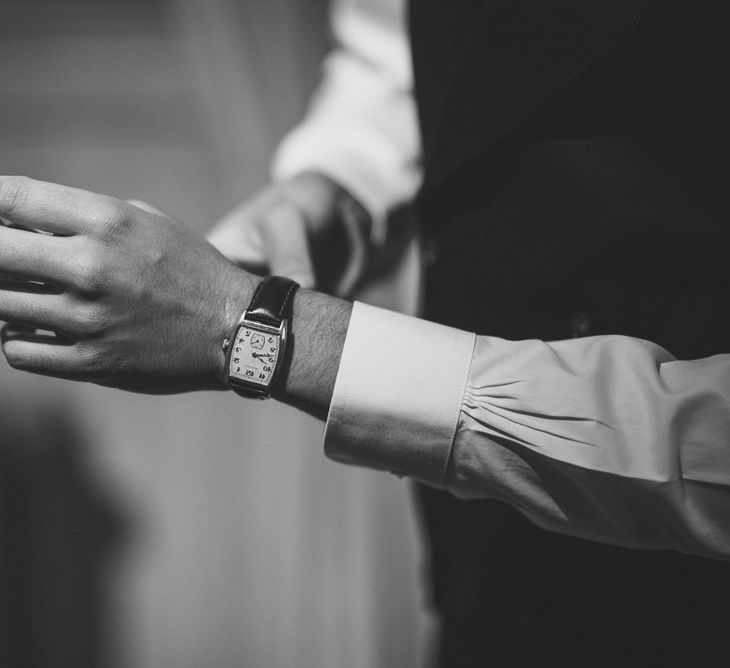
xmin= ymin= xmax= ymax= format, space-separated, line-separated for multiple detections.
xmin=0 ymin=1 xmax=431 ymax=666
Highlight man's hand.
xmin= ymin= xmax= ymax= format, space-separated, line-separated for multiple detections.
xmin=207 ymin=172 xmax=371 ymax=297
xmin=0 ymin=176 xmax=255 ymax=393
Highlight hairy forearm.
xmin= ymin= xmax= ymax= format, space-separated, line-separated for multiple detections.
xmin=272 ymin=289 xmax=352 ymax=420
xmin=212 ymin=266 xmax=352 ymax=416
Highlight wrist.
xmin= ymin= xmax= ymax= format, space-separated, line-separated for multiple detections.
xmin=210 ymin=266 xmax=258 ymax=390
xmin=271 ymin=289 xmax=352 ymax=420
xmin=210 ymin=265 xmax=353 ymax=419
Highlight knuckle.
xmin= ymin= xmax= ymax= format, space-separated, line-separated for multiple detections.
xmin=71 ymin=303 xmax=107 ymax=335
xmin=73 ymin=341 xmax=100 ymax=373
xmin=88 ymin=198 xmax=129 ymax=235
xmin=0 ymin=176 xmax=30 ymax=214
xmin=73 ymin=251 xmax=108 ymax=294
xmin=75 ymin=340 xmax=117 ymax=375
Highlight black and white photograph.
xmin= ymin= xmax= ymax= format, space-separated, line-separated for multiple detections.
xmin=1 ymin=1 xmax=729 ymax=666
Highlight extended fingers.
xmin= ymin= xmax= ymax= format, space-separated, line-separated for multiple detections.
xmin=0 ymin=175 xmax=127 ymax=236
xmin=0 ymin=290 xmax=101 ymax=336
xmin=2 ymin=326 xmax=98 ymax=381
xmin=0 ymin=226 xmax=78 ymax=284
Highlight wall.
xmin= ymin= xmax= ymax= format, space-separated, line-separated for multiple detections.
xmin=0 ymin=1 xmax=431 ymax=666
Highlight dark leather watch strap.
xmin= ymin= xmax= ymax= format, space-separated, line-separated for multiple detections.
xmin=226 ymin=275 xmax=299 ymax=400
xmin=245 ymin=275 xmax=299 ymax=327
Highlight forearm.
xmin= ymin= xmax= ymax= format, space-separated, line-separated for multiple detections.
xmin=4 ymin=176 xmax=729 ymax=559
xmin=272 ymin=289 xmax=352 ymax=420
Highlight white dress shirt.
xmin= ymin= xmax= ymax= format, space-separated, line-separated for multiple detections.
xmin=325 ymin=303 xmax=730 ymax=560
xmin=273 ymin=1 xmax=730 ymax=560
xmin=271 ymin=0 xmax=420 ymax=243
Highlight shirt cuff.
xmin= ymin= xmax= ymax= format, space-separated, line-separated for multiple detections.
xmin=271 ymin=128 xmax=420 ymax=246
xmin=323 ymin=302 xmax=476 ymax=487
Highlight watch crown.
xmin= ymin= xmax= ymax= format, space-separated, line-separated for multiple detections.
xmin=222 ymin=337 xmax=230 ymax=352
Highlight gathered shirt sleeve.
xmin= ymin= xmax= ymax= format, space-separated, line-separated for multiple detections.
xmin=324 ymin=302 xmax=730 ymax=560
xmin=271 ymin=0 xmax=422 ymax=244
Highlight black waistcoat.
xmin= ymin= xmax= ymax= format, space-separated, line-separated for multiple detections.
xmin=409 ymin=1 xmax=730 ymax=664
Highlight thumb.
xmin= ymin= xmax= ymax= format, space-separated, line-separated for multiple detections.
xmin=333 ymin=195 xmax=370 ymax=297
xmin=261 ymin=203 xmax=315 ymax=288
xmin=206 ymin=202 xmax=265 ymax=267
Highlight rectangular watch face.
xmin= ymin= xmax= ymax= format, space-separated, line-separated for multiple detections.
xmin=229 ymin=323 xmax=281 ymax=387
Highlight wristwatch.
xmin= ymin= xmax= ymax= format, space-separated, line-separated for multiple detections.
xmin=224 ymin=275 xmax=299 ymax=398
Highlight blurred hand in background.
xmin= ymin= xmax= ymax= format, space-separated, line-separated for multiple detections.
xmin=207 ymin=172 xmax=372 ymax=298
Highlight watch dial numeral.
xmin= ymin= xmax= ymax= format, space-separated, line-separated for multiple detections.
xmin=229 ymin=326 xmax=281 ymax=384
